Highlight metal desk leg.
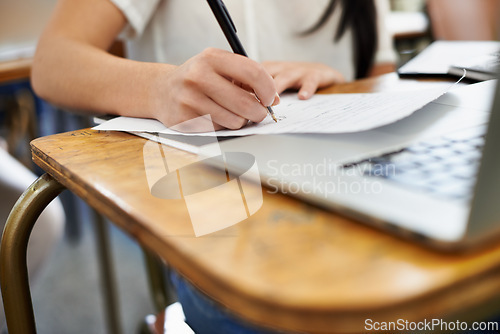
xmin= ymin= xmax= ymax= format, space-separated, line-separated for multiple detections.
xmin=0 ymin=173 xmax=65 ymax=334
xmin=143 ymin=248 xmax=171 ymax=313
xmin=92 ymin=210 xmax=123 ymax=334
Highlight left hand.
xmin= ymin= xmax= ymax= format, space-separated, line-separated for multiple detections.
xmin=262 ymin=61 xmax=345 ymax=100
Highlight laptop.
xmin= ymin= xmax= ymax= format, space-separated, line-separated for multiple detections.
xmin=199 ymin=79 xmax=500 ymax=251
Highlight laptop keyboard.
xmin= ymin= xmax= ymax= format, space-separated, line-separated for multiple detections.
xmin=343 ymin=126 xmax=487 ymax=201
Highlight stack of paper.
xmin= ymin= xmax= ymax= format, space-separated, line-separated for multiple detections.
xmin=94 ymin=82 xmax=457 ymax=140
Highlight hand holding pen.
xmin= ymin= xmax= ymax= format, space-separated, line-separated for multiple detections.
xmin=136 ymin=1 xmax=279 ymax=132
xmin=206 ymin=0 xmax=279 ymax=122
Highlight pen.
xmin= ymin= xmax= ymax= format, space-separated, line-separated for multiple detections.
xmin=206 ymin=0 xmax=278 ymax=123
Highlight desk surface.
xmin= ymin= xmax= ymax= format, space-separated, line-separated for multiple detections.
xmin=31 ymin=73 xmax=500 ymax=333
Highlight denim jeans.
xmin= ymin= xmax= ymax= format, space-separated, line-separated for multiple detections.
xmin=169 ymin=270 xmax=288 ymax=334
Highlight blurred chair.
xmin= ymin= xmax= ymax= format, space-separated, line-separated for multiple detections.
xmin=427 ymin=0 xmax=500 ymax=40
xmin=0 ymin=0 xmax=58 ymax=166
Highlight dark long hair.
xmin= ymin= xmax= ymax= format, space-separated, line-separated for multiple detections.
xmin=301 ymin=0 xmax=378 ymax=79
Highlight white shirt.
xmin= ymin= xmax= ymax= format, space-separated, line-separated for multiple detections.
xmin=111 ymin=0 xmax=396 ymax=81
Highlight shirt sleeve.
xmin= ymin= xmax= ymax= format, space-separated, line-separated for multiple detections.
xmin=109 ymin=0 xmax=160 ymax=38
xmin=374 ymin=0 xmax=398 ymax=64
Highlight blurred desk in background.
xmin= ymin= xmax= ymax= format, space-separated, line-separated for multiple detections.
xmin=387 ymin=11 xmax=431 ymax=64
xmin=387 ymin=11 xmax=430 ymax=40
xmin=0 ymin=57 xmax=32 ymax=84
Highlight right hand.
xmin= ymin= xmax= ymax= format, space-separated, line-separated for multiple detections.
xmin=152 ymin=48 xmax=279 ymax=132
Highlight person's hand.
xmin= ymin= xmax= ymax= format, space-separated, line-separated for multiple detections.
xmin=262 ymin=61 xmax=345 ymax=100
xmin=152 ymin=48 xmax=279 ymax=132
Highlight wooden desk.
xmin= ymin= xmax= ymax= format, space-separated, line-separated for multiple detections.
xmin=0 ymin=58 xmax=32 ymax=84
xmin=3 ymin=73 xmax=500 ymax=333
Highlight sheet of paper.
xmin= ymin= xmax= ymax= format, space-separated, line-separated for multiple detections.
xmin=93 ymin=84 xmax=454 ymax=137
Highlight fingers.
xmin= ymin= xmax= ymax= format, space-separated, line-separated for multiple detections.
xmin=179 ymin=48 xmax=277 ymax=127
xmin=263 ymin=61 xmax=346 ymax=100
xmin=273 ymin=71 xmax=302 ymax=95
xmin=198 ymin=70 xmax=268 ymax=123
xmin=297 ymin=75 xmax=319 ymax=100
xmin=273 ymin=72 xmax=318 ymax=100
xmin=159 ymin=49 xmax=299 ymax=132
xmin=164 ymin=88 xmax=249 ymax=132
xmin=202 ymin=48 xmax=278 ymax=107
